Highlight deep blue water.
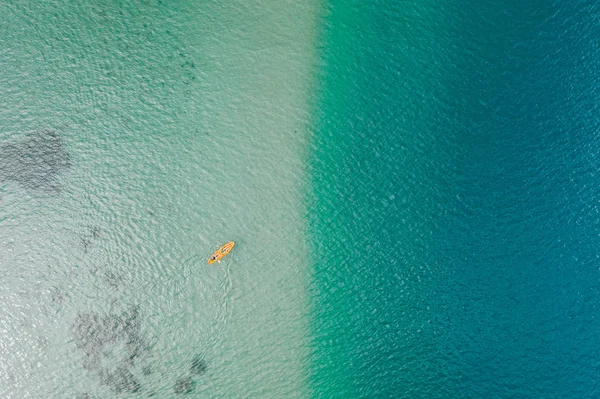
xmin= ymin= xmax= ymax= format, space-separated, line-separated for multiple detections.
xmin=309 ymin=1 xmax=600 ymax=397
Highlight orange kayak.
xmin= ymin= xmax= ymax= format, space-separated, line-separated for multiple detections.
xmin=208 ymin=241 xmax=235 ymax=264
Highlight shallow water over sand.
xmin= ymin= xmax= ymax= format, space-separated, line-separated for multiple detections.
xmin=0 ymin=1 xmax=317 ymax=397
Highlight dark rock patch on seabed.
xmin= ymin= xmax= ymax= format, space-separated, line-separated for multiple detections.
xmin=190 ymin=354 xmax=207 ymax=376
xmin=72 ymin=306 xmax=150 ymax=394
xmin=0 ymin=129 xmax=71 ymax=193
xmin=50 ymin=286 xmax=65 ymax=306
xmin=173 ymin=376 xmax=194 ymax=395
xmin=72 ymin=306 xmax=211 ymax=394
xmin=101 ymin=366 xmax=142 ymax=394
xmin=104 ymin=270 xmax=126 ymax=289
xmin=81 ymin=226 xmax=102 ymax=253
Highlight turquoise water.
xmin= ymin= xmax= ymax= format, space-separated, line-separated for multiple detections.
xmin=3 ymin=0 xmax=600 ymax=398
xmin=309 ymin=1 xmax=600 ymax=398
